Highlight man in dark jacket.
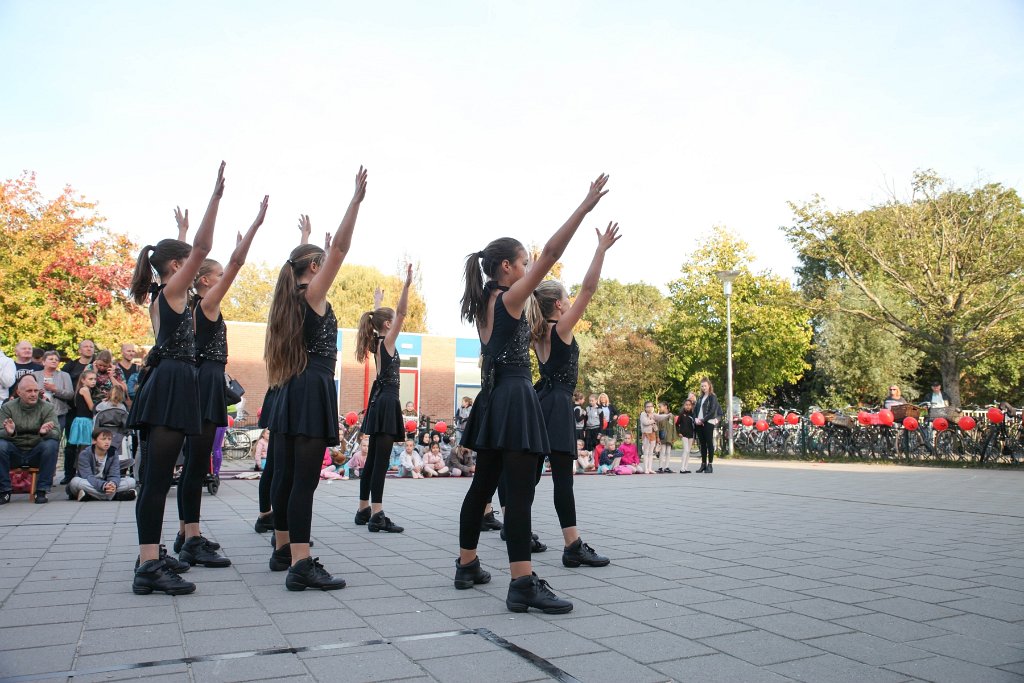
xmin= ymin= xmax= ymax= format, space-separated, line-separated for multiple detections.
xmin=0 ymin=375 xmax=62 ymax=504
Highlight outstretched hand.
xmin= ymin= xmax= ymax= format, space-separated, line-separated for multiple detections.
xmin=324 ymin=232 xmax=332 ymax=250
xmin=352 ymin=166 xmax=368 ymax=203
xmin=174 ymin=206 xmax=189 ymax=235
xmin=252 ymin=195 xmax=269 ymax=229
xmin=373 ymin=286 xmax=385 ymax=308
xmin=596 ymin=222 xmax=621 ymax=252
xmin=580 ymin=173 xmax=609 ymax=213
xmin=213 ymin=161 xmax=226 ymax=198
xmin=404 ymin=263 xmax=413 ymax=287
xmin=298 ymin=214 xmax=312 ymax=244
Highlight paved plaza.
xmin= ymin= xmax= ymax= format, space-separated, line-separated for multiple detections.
xmin=1 ymin=460 xmax=1022 ymax=682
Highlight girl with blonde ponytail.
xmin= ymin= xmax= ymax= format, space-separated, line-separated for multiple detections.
xmin=528 ymin=223 xmax=620 ymax=569
xmin=354 ymin=265 xmax=413 ymax=534
xmin=263 ymin=167 xmax=368 ymax=592
xmin=454 ymin=173 xmax=609 ymax=616
xmin=129 ymin=162 xmax=224 ymax=597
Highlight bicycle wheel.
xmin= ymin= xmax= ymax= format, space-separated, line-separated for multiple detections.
xmin=933 ymin=431 xmax=963 ymax=461
xmin=825 ymin=428 xmax=848 ymax=459
xmin=851 ymin=428 xmax=875 ymax=459
xmin=904 ymin=431 xmax=931 ymax=461
xmin=222 ymin=429 xmax=252 ymax=460
xmin=980 ymin=426 xmax=1003 ymax=464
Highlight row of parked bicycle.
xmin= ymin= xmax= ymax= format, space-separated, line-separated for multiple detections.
xmin=720 ymin=403 xmax=1023 ymax=464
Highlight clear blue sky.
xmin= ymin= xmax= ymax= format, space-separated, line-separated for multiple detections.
xmin=2 ymin=0 xmax=1022 ymax=336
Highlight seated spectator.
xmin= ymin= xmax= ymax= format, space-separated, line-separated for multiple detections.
xmin=68 ymin=428 xmax=136 ymax=501
xmin=883 ymin=385 xmax=907 ymax=409
xmin=251 ymin=428 xmax=270 ymax=471
xmin=440 ymin=434 xmax=454 ymax=461
xmin=422 ymin=442 xmax=450 ymax=477
xmin=13 ymin=340 xmax=43 ymax=380
xmin=0 ymin=347 xmax=15 ymax=403
xmin=575 ymin=439 xmax=594 ymax=473
xmin=0 ymin=375 xmax=61 ymax=504
xmin=398 ymin=440 xmax=423 ymax=478
xmin=389 ymin=440 xmax=404 ymax=471
xmin=321 ymin=446 xmax=348 ymax=480
xmin=597 ymin=436 xmax=621 ymax=474
xmin=417 ymin=430 xmax=433 ymax=456
xmin=448 ymin=445 xmax=475 ymax=477
xmin=349 ymin=435 xmax=369 ymax=479
xmin=615 ymin=436 xmax=641 ymax=475
xmin=32 ymin=350 xmax=74 ymax=431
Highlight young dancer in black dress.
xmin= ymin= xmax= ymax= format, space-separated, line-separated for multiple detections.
xmin=129 ymin=162 xmax=225 ymax=595
xmin=170 ymin=196 xmax=268 ymax=566
xmin=264 ymin=167 xmax=367 ymax=591
xmin=455 ymin=174 xmax=609 ymax=614
xmin=527 ymin=223 xmax=620 ymax=569
xmin=354 ymin=266 xmax=413 ymax=533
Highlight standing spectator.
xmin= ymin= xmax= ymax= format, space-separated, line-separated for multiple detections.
xmin=252 ymin=428 xmax=270 ymax=471
xmin=883 ymin=385 xmax=907 ymax=410
xmin=454 ymin=396 xmax=473 ymax=445
xmin=117 ymin=344 xmax=138 ymax=402
xmin=676 ymin=397 xmax=696 ymax=473
xmin=584 ymin=394 xmax=602 ymax=450
xmin=88 ymin=350 xmax=127 ymax=405
xmin=13 ymin=341 xmax=43 ymax=379
xmin=32 ymin=351 xmax=74 ymax=431
xmin=657 ymin=401 xmax=677 ymax=473
xmin=0 ymin=347 xmax=15 ymax=402
xmin=572 ymin=392 xmax=586 ymax=444
xmin=422 ymin=442 xmax=450 ymax=477
xmin=0 ymin=375 xmax=61 ymax=504
xmin=448 ymin=445 xmax=476 ymax=477
xmin=694 ymin=378 xmax=722 ymax=474
xmin=62 ymin=339 xmax=95 ymax=389
xmin=69 ymin=428 xmax=136 ymax=501
xmin=922 ymin=381 xmax=952 ymax=409
xmin=639 ymin=401 xmax=660 ymax=474
xmin=598 ymin=393 xmax=618 ymax=437
xmin=31 ymin=348 xmax=45 ymax=367
xmin=66 ymin=370 xmax=98 ymax=469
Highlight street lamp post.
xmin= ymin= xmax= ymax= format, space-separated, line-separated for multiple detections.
xmin=716 ymin=270 xmax=740 ymax=457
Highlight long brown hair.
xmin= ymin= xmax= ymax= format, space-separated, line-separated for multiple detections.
xmin=130 ymin=239 xmax=192 ymax=305
xmin=526 ymin=280 xmax=565 ymax=344
xmin=460 ymin=237 xmax=525 ymax=326
xmin=355 ymin=308 xmax=395 ymax=363
xmin=264 ymin=244 xmax=325 ymax=387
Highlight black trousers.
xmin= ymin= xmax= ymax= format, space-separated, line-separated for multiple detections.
xmin=696 ymin=422 xmax=716 ymax=464
xmin=459 ymin=450 xmax=538 ymax=563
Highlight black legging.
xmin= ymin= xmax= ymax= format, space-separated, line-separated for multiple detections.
xmin=697 ymin=422 xmax=715 ymax=464
xmin=271 ymin=435 xmax=327 ymax=544
xmin=359 ymin=434 xmax=393 ymax=505
xmin=178 ymin=421 xmax=216 ymax=524
xmin=543 ymin=454 xmax=577 ymax=530
xmin=136 ymin=426 xmax=186 ymax=544
xmin=460 ymin=450 xmax=538 ymax=563
xmin=258 ymin=432 xmax=280 ymax=514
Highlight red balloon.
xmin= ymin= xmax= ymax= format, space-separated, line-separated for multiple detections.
xmin=617 ymin=414 xmax=629 ymax=427
xmin=741 ymin=415 xmax=754 ymax=427
xmin=877 ymin=409 xmax=894 ymax=426
xmin=755 ymin=419 xmax=769 ymax=432
xmin=227 ymin=415 xmax=234 ymax=427
xmin=932 ymin=417 xmax=948 ymax=432
xmin=786 ymin=412 xmax=800 ymax=425
xmin=958 ymin=415 xmax=976 ymax=431
xmin=857 ymin=411 xmax=871 ymax=425
xmin=345 ymin=411 xmax=359 ymax=426
xmin=810 ymin=411 xmax=825 ymax=427
xmin=434 ymin=421 xmax=448 ymax=433
xmin=903 ymin=416 xmax=919 ymax=431
xmin=404 ymin=419 xmax=417 ymax=433
xmin=987 ymin=407 xmax=1005 ymax=424
xmin=772 ymin=414 xmax=785 ymax=426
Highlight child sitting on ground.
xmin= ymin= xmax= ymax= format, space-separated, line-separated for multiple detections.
xmin=320 ymin=446 xmax=348 ymax=480
xmin=422 ymin=442 xmax=450 ymax=477
xmin=68 ymin=428 xmax=136 ymax=501
xmin=575 ymin=439 xmax=595 ymax=473
xmin=615 ymin=432 xmax=641 ymax=474
xmin=598 ymin=436 xmax=622 ymax=474
xmin=448 ymin=445 xmax=475 ymax=477
xmin=348 ymin=434 xmax=369 ymax=479
xmin=398 ymin=440 xmax=423 ymax=478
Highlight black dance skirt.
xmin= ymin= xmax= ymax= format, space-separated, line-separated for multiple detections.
xmin=128 ymin=358 xmax=202 ymax=435
xmin=362 ymin=386 xmax=405 ymax=441
xmin=461 ymin=367 xmax=549 ymax=456
xmin=537 ymin=383 xmax=577 ymax=457
xmin=258 ymin=387 xmax=277 ymax=429
xmin=266 ymin=356 xmax=340 ymax=446
xmin=196 ymin=360 xmax=228 ymax=427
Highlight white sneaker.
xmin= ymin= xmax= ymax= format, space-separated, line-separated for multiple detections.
xmin=77 ymin=489 xmax=86 ymax=501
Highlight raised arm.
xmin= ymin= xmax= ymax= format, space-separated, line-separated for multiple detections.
xmin=383 ymin=265 xmax=412 ymax=355
xmin=201 ymin=195 xmax=269 ymax=317
xmin=164 ymin=162 xmax=224 ymax=308
xmin=504 ymin=174 xmax=608 ymax=316
xmin=174 ymin=207 xmax=189 ymax=241
xmin=555 ymin=222 xmax=620 ymax=342
xmin=306 ymin=167 xmax=368 ymax=309
xmin=298 ymin=214 xmax=311 ymax=245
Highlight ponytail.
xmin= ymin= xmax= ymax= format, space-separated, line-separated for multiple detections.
xmin=264 ymin=244 xmax=324 ymax=387
xmin=527 ymin=280 xmax=565 ymax=345
xmin=130 ymin=239 xmax=193 ymax=305
xmin=355 ymin=307 xmax=396 ymax=363
xmin=460 ymin=237 xmax=526 ymax=327
xmin=130 ymin=245 xmax=156 ymax=305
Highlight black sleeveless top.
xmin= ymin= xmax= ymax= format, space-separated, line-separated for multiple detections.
xmin=304 ymin=301 xmax=338 ymax=361
xmin=152 ymin=290 xmax=196 ymax=363
xmin=539 ymin=321 xmax=579 ymax=390
xmin=374 ymin=337 xmax=401 ymax=389
xmin=194 ymin=301 xmax=228 ymax=364
xmin=480 ymin=285 xmax=531 ymax=389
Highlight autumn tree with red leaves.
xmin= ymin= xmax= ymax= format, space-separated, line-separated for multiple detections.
xmin=0 ymin=172 xmax=148 ymax=355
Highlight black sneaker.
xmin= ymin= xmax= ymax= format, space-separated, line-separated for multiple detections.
xmin=499 ymin=529 xmax=547 ymax=552
xmin=135 ymin=545 xmax=191 ymax=574
xmin=133 ymin=558 xmax=196 ymax=595
xmin=680 ymin=470 xmax=691 ymax=474
xmin=114 ymin=489 xmax=137 ymax=501
xmin=175 ymin=531 xmax=221 ymax=554
xmin=269 ymin=543 xmax=291 ymax=572
xmin=562 ymin=538 xmax=610 ymax=567
xmin=481 ymin=511 xmax=503 ymax=531
xmin=34 ymin=490 xmax=48 ymax=504
xmin=354 ymin=506 xmax=371 ymax=526
xmin=285 ymin=557 xmax=346 ymax=591
xmin=59 ymin=476 xmax=71 ymax=486
xmin=367 ymin=511 xmax=404 ymax=533
xmin=506 ymin=573 xmax=573 ymax=614
xmin=254 ymin=513 xmax=275 ymax=533
xmin=179 ymin=536 xmax=231 ymax=568
xmin=453 ymin=557 xmax=491 ymax=590
xmin=0 ymin=492 xmax=9 ymax=505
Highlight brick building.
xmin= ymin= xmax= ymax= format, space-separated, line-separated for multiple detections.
xmin=225 ymin=321 xmax=481 ymax=425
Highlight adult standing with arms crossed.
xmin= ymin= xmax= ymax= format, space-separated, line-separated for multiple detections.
xmin=694 ymin=378 xmax=722 ymax=473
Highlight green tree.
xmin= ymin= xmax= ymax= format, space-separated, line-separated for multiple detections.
xmin=662 ymin=232 xmax=812 ymax=408
xmin=787 ymin=171 xmax=1024 ymax=407
xmin=573 ymin=279 xmax=668 ymax=337
xmin=0 ymin=172 xmax=149 ymax=354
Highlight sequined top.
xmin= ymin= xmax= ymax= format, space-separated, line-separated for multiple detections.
xmin=195 ymin=304 xmax=228 ymax=365
xmin=153 ymin=291 xmax=196 ymax=363
xmin=480 ymin=287 xmax=531 ymax=388
xmin=304 ymin=302 xmax=338 ymax=361
xmin=539 ymin=322 xmax=579 ymax=390
xmin=374 ymin=338 xmax=401 ymax=389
